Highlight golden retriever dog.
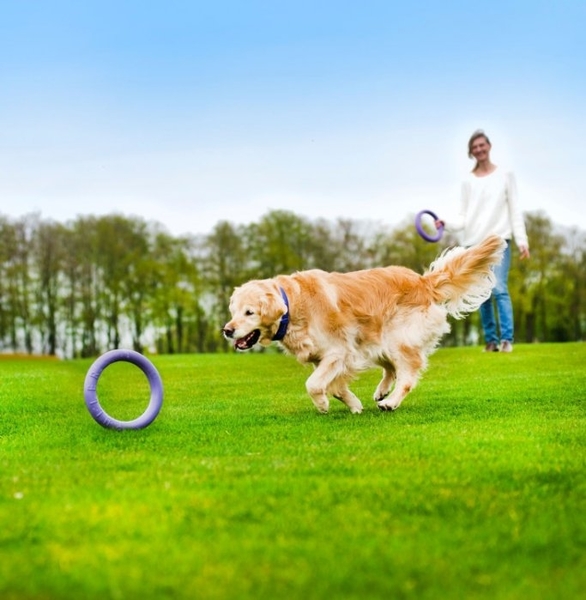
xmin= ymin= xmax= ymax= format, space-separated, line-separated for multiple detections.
xmin=223 ymin=234 xmax=506 ymax=414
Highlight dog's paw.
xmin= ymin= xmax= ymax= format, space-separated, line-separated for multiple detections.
xmin=377 ymin=399 xmax=398 ymax=412
xmin=349 ymin=404 xmax=363 ymax=415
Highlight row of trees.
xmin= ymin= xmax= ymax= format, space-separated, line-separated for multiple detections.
xmin=0 ymin=209 xmax=584 ymax=358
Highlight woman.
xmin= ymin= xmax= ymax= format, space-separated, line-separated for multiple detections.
xmin=438 ymin=130 xmax=530 ymax=352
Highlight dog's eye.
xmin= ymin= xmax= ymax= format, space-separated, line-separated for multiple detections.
xmin=245 ymin=309 xmax=254 ymax=316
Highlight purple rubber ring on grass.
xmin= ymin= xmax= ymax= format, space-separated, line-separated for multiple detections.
xmin=415 ymin=210 xmax=444 ymax=243
xmin=84 ymin=349 xmax=163 ymax=430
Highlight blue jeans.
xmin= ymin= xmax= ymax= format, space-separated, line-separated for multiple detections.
xmin=480 ymin=240 xmax=514 ymax=344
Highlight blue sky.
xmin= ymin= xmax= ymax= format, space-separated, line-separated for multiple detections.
xmin=1 ymin=1 xmax=585 ymax=238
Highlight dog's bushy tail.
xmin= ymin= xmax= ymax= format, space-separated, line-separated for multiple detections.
xmin=423 ymin=234 xmax=507 ymax=318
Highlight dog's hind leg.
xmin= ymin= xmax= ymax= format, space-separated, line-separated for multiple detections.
xmin=373 ymin=359 xmax=396 ymax=403
xmin=376 ymin=348 xmax=424 ymax=412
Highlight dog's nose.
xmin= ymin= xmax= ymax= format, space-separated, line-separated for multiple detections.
xmin=222 ymin=326 xmax=234 ymax=339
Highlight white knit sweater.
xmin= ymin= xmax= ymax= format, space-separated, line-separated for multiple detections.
xmin=446 ymin=167 xmax=529 ymax=249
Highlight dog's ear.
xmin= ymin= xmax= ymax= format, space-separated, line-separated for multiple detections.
xmin=259 ymin=287 xmax=287 ymax=325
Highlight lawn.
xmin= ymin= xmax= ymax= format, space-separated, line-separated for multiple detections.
xmin=1 ymin=343 xmax=585 ymax=599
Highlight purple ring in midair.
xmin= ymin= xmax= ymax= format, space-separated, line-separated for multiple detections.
xmin=84 ymin=349 xmax=163 ymax=430
xmin=415 ymin=210 xmax=444 ymax=243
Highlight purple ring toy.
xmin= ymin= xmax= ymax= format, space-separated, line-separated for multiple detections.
xmin=84 ymin=349 xmax=163 ymax=430
xmin=415 ymin=210 xmax=444 ymax=243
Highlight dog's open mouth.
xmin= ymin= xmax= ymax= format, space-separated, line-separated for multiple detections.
xmin=234 ymin=329 xmax=261 ymax=351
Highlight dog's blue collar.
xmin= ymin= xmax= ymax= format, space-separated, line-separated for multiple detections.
xmin=272 ymin=287 xmax=290 ymax=341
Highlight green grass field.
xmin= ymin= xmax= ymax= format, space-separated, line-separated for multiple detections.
xmin=1 ymin=343 xmax=585 ymax=600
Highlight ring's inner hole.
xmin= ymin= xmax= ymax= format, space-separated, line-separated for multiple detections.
xmin=97 ymin=361 xmax=151 ymax=420
xmin=421 ymin=214 xmax=438 ymax=234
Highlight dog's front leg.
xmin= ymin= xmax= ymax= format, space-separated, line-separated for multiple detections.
xmin=305 ymin=373 xmax=330 ymax=413
xmin=305 ymin=356 xmax=344 ymax=414
xmin=333 ymin=389 xmax=363 ymax=414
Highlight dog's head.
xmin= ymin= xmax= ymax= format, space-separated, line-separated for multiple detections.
xmin=222 ymin=280 xmax=288 ymax=351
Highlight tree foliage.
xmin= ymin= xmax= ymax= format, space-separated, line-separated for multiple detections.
xmin=0 ymin=210 xmax=583 ymax=357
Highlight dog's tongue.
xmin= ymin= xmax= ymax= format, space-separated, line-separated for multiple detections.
xmin=234 ymin=329 xmax=260 ymax=350
xmin=235 ymin=337 xmax=249 ymax=350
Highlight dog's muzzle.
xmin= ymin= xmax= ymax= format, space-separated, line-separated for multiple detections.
xmin=222 ymin=327 xmax=261 ymax=350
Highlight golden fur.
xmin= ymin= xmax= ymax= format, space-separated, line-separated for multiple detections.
xmin=223 ymin=235 xmax=506 ymax=414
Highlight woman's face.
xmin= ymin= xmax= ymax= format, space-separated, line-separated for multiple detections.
xmin=470 ymin=136 xmax=491 ymax=162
